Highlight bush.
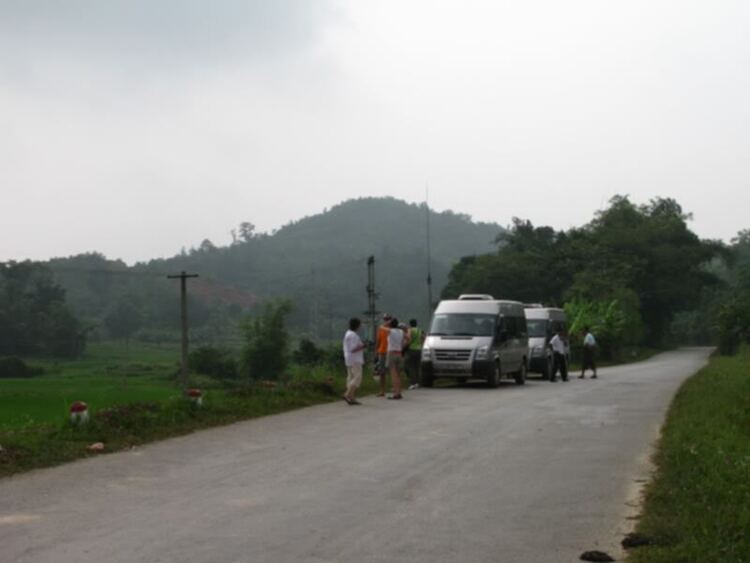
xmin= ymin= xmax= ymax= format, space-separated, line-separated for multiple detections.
xmin=0 ymin=356 xmax=45 ymax=378
xmin=188 ymin=346 xmax=238 ymax=380
xmin=293 ymin=339 xmax=325 ymax=366
xmin=241 ymin=300 xmax=292 ymax=380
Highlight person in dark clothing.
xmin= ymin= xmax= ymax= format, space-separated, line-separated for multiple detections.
xmin=405 ymin=319 xmax=424 ymax=390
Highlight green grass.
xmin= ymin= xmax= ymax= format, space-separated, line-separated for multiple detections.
xmin=626 ymin=347 xmax=750 ymax=563
xmin=0 ymin=342 xmax=376 ymax=477
xmin=0 ymin=342 xmax=180 ymax=429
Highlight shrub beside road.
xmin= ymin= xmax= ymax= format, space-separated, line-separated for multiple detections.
xmin=627 ymin=347 xmax=750 ymax=562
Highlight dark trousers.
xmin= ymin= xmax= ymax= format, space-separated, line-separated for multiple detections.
xmin=405 ymin=349 xmax=421 ymax=385
xmin=551 ymin=352 xmax=568 ymax=381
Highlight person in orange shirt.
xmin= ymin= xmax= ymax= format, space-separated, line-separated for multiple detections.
xmin=375 ymin=313 xmax=392 ymax=397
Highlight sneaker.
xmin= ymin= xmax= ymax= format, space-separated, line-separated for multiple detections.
xmin=387 ymin=394 xmax=403 ymax=400
xmin=408 ymin=384 xmax=419 ymax=390
xmin=592 ymin=375 xmax=598 ymax=379
xmin=578 ymin=375 xmax=585 ymax=379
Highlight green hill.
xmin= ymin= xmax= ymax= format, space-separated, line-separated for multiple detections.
xmin=49 ymin=197 xmax=503 ymax=343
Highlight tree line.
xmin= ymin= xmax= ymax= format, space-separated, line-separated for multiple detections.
xmin=442 ymin=195 xmax=741 ymax=358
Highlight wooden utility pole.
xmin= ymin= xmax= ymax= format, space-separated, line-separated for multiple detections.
xmin=364 ymin=256 xmax=378 ymax=353
xmin=167 ymin=271 xmax=199 ymax=390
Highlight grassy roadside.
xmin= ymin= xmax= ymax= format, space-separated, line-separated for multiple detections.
xmin=0 ymin=343 xmax=380 ymax=478
xmin=626 ymin=347 xmax=750 ymax=562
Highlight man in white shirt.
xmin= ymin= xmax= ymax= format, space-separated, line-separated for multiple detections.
xmin=343 ymin=318 xmax=366 ymax=405
xmin=580 ymin=326 xmax=598 ymax=379
xmin=549 ymin=329 xmax=568 ymax=382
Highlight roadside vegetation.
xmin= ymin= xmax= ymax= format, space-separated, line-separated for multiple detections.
xmin=0 ymin=338 xmax=375 ymax=477
xmin=0 ymin=303 xmax=374 ymax=477
xmin=625 ymin=347 xmax=750 ymax=562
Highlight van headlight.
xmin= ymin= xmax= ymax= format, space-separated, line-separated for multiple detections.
xmin=421 ymin=346 xmax=431 ymax=361
xmin=475 ymin=345 xmax=490 ymax=360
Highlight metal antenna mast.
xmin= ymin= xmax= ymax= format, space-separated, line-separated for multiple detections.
xmin=365 ymin=256 xmax=378 ymax=353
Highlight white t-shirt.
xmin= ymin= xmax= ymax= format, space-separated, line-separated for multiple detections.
xmin=343 ymin=330 xmax=364 ymax=366
xmin=550 ymin=334 xmax=566 ymax=355
xmin=583 ymin=333 xmax=596 ymax=347
xmin=387 ymin=328 xmax=405 ymax=353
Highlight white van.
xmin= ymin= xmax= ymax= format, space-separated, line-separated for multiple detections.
xmin=524 ymin=307 xmax=568 ymax=379
xmin=421 ymin=298 xmax=528 ymax=387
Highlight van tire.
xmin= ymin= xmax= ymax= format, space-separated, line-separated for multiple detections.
xmin=487 ymin=362 xmax=500 ymax=388
xmin=514 ymin=360 xmax=527 ymax=385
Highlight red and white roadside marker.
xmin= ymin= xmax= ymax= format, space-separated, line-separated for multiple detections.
xmin=186 ymin=388 xmax=203 ymax=407
xmin=69 ymin=401 xmax=89 ymax=424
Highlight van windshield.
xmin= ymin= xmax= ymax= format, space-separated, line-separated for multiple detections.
xmin=526 ymin=319 xmax=548 ymax=338
xmin=429 ymin=313 xmax=496 ymax=337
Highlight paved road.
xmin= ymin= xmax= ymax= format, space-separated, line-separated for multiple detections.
xmin=1 ymin=348 xmax=711 ymax=563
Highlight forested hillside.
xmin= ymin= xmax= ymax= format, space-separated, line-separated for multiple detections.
xmin=47 ymin=198 xmax=503 ymax=343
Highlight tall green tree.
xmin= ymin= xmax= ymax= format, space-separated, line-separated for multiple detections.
xmin=443 ymin=196 xmax=722 ymax=347
xmin=240 ymin=300 xmax=292 ymax=380
xmin=0 ymin=261 xmax=85 ymax=357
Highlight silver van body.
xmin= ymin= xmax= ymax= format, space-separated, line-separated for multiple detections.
xmin=524 ymin=307 xmax=568 ymax=378
xmin=421 ymin=299 xmax=528 ymax=387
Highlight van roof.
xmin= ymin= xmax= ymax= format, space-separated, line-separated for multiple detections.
xmin=435 ymin=299 xmax=525 ymax=315
xmin=524 ymin=307 xmax=566 ymax=320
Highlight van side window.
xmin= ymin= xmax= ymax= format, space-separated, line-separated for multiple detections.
xmin=506 ymin=316 xmax=521 ymax=338
xmin=518 ymin=316 xmax=528 ymax=338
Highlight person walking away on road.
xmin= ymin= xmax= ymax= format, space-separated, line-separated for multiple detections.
xmin=549 ymin=329 xmax=568 ymax=382
xmin=406 ymin=319 xmax=424 ymax=390
xmin=342 ymin=318 xmax=366 ymax=405
xmin=375 ymin=314 xmax=392 ymax=397
xmin=580 ymin=326 xmax=598 ymax=379
xmin=386 ymin=318 xmax=406 ymax=399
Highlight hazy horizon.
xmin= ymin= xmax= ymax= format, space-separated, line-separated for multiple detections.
xmin=2 ymin=1 xmax=748 ymax=264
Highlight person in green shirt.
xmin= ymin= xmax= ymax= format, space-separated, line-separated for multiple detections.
xmin=406 ymin=319 xmax=425 ymax=390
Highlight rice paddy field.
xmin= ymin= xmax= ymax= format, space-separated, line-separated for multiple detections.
xmin=0 ymin=342 xmax=181 ymax=431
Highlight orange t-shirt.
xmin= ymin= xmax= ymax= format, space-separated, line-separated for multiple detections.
xmin=376 ymin=325 xmax=390 ymax=354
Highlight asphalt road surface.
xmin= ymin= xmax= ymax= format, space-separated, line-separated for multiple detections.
xmin=1 ymin=348 xmax=711 ymax=563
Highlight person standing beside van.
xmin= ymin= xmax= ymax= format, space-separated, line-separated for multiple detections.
xmin=375 ymin=314 xmax=392 ymax=397
xmin=549 ymin=329 xmax=568 ymax=382
xmin=580 ymin=326 xmax=598 ymax=379
xmin=386 ymin=318 xmax=405 ymax=400
xmin=406 ymin=319 xmax=424 ymax=390
xmin=342 ymin=318 xmax=366 ymax=405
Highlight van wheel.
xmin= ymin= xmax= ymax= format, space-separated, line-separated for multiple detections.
xmin=514 ymin=361 xmax=527 ymax=385
xmin=487 ymin=362 xmax=500 ymax=388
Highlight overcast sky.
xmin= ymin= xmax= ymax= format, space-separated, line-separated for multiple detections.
xmin=2 ymin=1 xmax=748 ymax=264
